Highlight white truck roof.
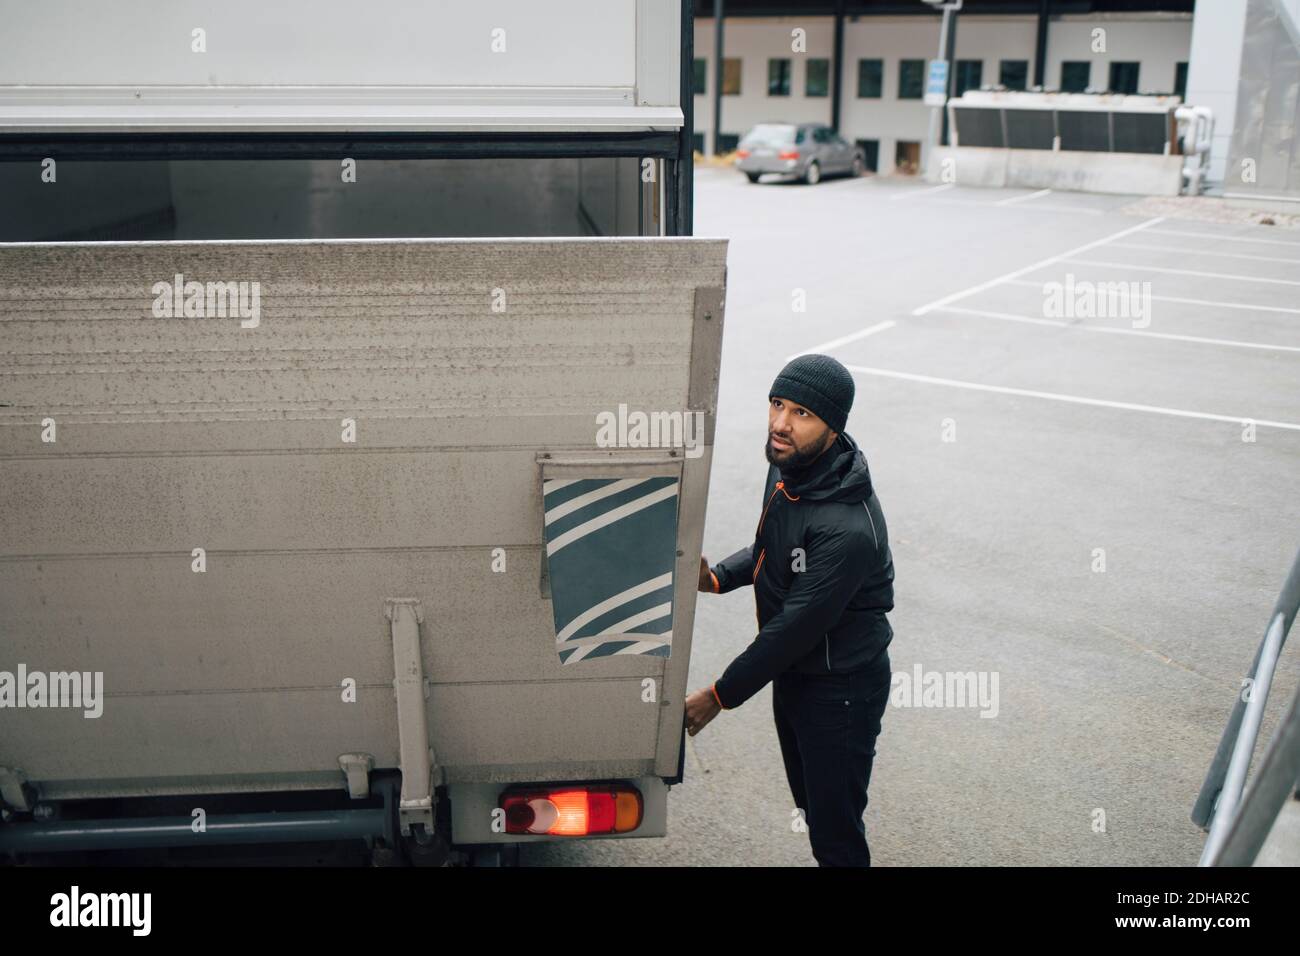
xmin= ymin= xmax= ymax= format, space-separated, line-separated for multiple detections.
xmin=0 ymin=0 xmax=684 ymax=133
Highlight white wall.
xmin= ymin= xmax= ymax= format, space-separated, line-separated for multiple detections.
xmin=1186 ymin=0 xmax=1248 ymax=185
xmin=0 ymin=0 xmax=685 ymax=132
xmin=0 ymin=0 xmax=637 ymax=86
xmin=694 ymin=12 xmax=1192 ymax=175
xmin=841 ymin=16 xmax=1039 ymax=173
xmin=693 ymin=16 xmax=837 ymax=152
xmin=1045 ymin=14 xmax=1193 ymax=97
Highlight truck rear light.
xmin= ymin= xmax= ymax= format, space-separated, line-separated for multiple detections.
xmin=500 ymin=785 xmax=643 ymax=836
xmin=778 ymin=150 xmax=800 ymax=160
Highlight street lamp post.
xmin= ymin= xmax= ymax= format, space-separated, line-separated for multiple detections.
xmin=923 ymin=0 xmax=963 ymax=175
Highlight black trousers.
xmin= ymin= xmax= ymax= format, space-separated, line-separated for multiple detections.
xmin=772 ymin=654 xmax=892 ymax=867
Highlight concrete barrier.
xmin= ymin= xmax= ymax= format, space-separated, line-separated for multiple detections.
xmin=926 ymin=145 xmax=1184 ymax=196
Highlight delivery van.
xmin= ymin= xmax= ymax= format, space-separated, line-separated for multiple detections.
xmin=0 ymin=0 xmax=726 ymax=866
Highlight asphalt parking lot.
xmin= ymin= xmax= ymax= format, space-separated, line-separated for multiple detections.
xmin=525 ymin=167 xmax=1300 ymax=866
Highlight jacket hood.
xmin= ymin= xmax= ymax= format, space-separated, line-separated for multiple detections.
xmin=779 ymin=430 xmax=874 ymax=503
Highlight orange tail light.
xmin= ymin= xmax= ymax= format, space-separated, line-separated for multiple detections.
xmin=500 ymin=785 xmax=643 ymax=836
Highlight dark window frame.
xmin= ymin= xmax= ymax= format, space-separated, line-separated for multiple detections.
xmin=954 ymin=59 xmax=984 ymax=98
xmin=768 ymin=57 xmax=791 ymax=96
xmin=857 ymin=58 xmax=883 ymax=98
xmin=999 ymin=59 xmax=1029 ymax=91
xmin=854 ymin=138 xmax=880 ymax=172
xmin=1174 ymin=61 xmax=1189 ymax=99
xmin=1108 ymin=61 xmax=1140 ymax=95
xmin=722 ymin=57 xmax=742 ymax=96
xmin=898 ymin=59 xmax=925 ymax=100
xmin=806 ymin=58 xmax=830 ymax=98
xmin=1060 ymin=61 xmax=1091 ymax=93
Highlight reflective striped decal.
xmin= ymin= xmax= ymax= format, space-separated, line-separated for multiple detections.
xmin=543 ymin=476 xmax=680 ymax=664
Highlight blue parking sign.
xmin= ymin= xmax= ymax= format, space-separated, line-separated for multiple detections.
xmin=925 ymin=59 xmax=949 ymax=106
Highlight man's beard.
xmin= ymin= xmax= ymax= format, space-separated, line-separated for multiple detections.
xmin=765 ymin=428 xmax=833 ymax=471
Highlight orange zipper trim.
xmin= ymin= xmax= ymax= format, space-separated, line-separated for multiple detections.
xmin=753 ymin=548 xmax=767 ymax=581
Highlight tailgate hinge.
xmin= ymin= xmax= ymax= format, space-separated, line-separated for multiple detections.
xmin=385 ymin=599 xmax=440 ymax=836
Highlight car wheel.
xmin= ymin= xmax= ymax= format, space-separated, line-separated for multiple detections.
xmin=803 ymin=161 xmax=821 ymax=185
xmin=745 ymin=172 xmax=761 ymax=183
xmin=851 ymin=155 xmax=865 ymax=177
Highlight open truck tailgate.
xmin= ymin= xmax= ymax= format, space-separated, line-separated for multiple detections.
xmin=0 ymin=236 xmax=727 ymax=849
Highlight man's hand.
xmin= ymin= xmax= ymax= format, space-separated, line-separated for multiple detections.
xmin=698 ymin=556 xmax=713 ymax=593
xmin=685 ymin=687 xmax=722 ymax=736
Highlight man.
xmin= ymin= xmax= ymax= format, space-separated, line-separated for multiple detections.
xmin=685 ymin=353 xmax=895 ymax=867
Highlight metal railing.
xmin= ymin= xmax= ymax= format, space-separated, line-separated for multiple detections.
xmin=1192 ymin=547 xmax=1300 ymax=866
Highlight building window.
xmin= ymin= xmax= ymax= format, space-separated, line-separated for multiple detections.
xmin=1108 ymin=61 xmax=1140 ymax=94
xmin=806 ymin=58 xmax=830 ymax=97
xmin=768 ymin=58 xmax=791 ymax=96
xmin=1000 ymin=59 xmax=1028 ymax=91
xmin=898 ymin=59 xmax=925 ymax=99
xmin=855 ymin=138 xmax=880 ymax=172
xmin=1060 ymin=61 xmax=1091 ymax=93
xmin=717 ymin=133 xmax=740 ymax=153
xmin=857 ymin=59 xmax=883 ymax=98
xmin=954 ymin=59 xmax=983 ymax=97
xmin=693 ymin=58 xmax=707 ymax=95
xmin=723 ymin=58 xmax=742 ymax=95
xmin=1174 ymin=61 xmax=1189 ymax=99
xmin=895 ymin=140 xmax=922 ymax=174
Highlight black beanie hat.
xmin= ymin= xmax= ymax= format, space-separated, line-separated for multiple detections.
xmin=768 ymin=353 xmax=855 ymax=434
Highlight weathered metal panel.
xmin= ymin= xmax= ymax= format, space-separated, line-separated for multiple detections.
xmin=0 ymin=236 xmax=727 ymax=800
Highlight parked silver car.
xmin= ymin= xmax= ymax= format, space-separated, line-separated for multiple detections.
xmin=734 ymin=122 xmax=866 ymax=184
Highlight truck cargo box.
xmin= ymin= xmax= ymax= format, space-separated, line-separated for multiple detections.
xmin=0 ymin=235 xmax=727 ymax=858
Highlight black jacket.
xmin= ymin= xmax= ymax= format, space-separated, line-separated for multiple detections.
xmin=709 ymin=430 xmax=894 ymax=709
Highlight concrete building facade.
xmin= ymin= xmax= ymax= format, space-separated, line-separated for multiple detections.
xmin=693 ymin=7 xmax=1193 ymax=175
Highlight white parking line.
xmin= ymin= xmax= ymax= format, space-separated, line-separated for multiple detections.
xmin=1061 ymin=258 xmax=1300 ymax=287
xmin=843 ymin=364 xmax=1300 ymax=431
xmin=1007 ymin=203 xmax=1106 ymax=216
xmin=925 ymin=198 xmax=1105 ymax=215
xmin=912 ymin=217 xmax=1165 ymax=315
xmin=930 ymin=306 xmax=1300 ymax=353
xmin=1003 ymin=279 xmax=1300 ymax=314
xmin=890 ymin=183 xmax=955 ymax=201
xmin=786 ymin=319 xmax=896 ymax=361
xmin=1109 ymin=242 xmax=1300 ymax=265
xmin=995 ymin=188 xmax=1053 ymax=206
xmin=1146 ymin=228 xmax=1300 ymax=248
